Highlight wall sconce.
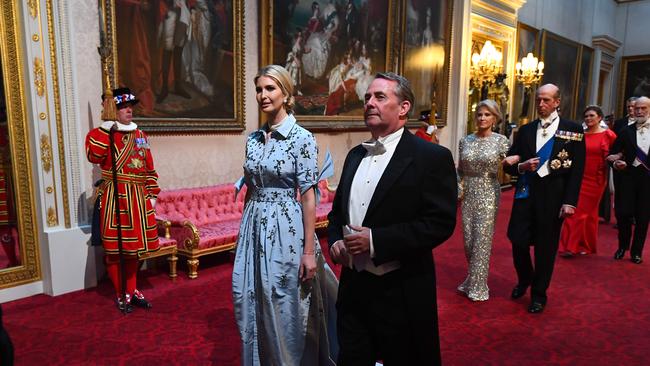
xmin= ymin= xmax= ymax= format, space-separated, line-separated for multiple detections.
xmin=470 ymin=40 xmax=503 ymax=88
xmin=515 ymin=52 xmax=544 ymax=89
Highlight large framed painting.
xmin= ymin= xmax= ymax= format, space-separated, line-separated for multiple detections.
xmin=512 ymin=22 xmax=539 ymax=125
xmin=574 ymin=45 xmax=593 ymax=120
xmin=617 ymin=54 xmax=650 ymax=117
xmin=540 ymin=30 xmax=580 ymax=120
xmin=102 ymin=0 xmax=245 ymax=132
xmin=400 ymin=0 xmax=453 ymax=127
xmin=261 ymin=0 xmax=401 ymax=130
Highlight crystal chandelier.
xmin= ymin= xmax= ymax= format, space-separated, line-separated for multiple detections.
xmin=515 ymin=53 xmax=544 ymax=88
xmin=470 ymin=40 xmax=503 ymax=88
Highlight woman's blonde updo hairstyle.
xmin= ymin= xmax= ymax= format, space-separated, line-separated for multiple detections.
xmin=474 ymin=99 xmax=502 ymax=126
xmin=254 ymin=65 xmax=295 ymax=114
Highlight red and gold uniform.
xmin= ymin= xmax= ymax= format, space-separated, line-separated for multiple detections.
xmin=86 ymin=121 xmax=160 ymax=256
xmin=86 ymin=101 xmax=159 ymax=311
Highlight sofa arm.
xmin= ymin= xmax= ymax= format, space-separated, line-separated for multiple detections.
xmin=156 ymin=218 xmax=171 ymax=239
xmin=161 ymin=217 xmax=200 ymax=251
xmin=177 ymin=220 xmax=200 ymax=251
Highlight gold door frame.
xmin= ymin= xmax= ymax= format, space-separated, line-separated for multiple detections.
xmin=0 ymin=0 xmax=42 ymax=288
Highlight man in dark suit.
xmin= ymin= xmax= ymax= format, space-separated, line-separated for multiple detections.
xmin=607 ymin=96 xmax=650 ymax=264
xmin=327 ymin=72 xmax=457 ymax=365
xmin=504 ymin=84 xmax=585 ymax=314
xmin=611 ymin=97 xmax=638 ymax=227
xmin=613 ymin=97 xmax=638 ymax=135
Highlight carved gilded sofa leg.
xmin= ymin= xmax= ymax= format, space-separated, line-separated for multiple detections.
xmin=187 ymin=258 xmax=199 ymax=279
xmin=167 ymin=253 xmax=178 ymax=279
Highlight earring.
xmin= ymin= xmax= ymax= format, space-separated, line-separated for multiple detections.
xmin=284 ymin=98 xmax=288 ymax=103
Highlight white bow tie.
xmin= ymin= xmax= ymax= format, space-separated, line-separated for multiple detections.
xmin=362 ymin=140 xmax=386 ymax=155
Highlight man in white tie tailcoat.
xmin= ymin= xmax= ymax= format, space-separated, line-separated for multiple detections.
xmin=327 ymin=72 xmax=457 ymax=365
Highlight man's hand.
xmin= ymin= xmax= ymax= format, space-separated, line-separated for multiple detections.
xmin=559 ymin=204 xmax=575 ymax=218
xmin=344 ymin=225 xmax=371 ymax=255
xmin=613 ymin=160 xmax=627 ymax=170
xmin=503 ymin=155 xmax=521 ymax=166
xmin=329 ymin=240 xmax=350 ymax=267
xmin=519 ymin=157 xmax=540 ymax=172
xmin=606 ymin=153 xmax=622 ymax=163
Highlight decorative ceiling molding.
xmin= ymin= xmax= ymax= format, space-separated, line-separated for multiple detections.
xmin=471 ymin=0 xmax=527 ymax=27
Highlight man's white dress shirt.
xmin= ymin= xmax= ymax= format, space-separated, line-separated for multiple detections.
xmin=535 ymin=111 xmax=559 ymax=178
xmin=348 ymin=127 xmax=403 ymax=275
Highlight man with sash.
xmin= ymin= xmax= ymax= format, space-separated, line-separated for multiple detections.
xmin=504 ymin=84 xmax=585 ymax=314
xmin=86 ymin=87 xmax=160 ymax=312
xmin=607 ymin=96 xmax=650 ymax=264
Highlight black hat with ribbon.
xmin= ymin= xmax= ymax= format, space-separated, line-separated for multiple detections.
xmin=101 ymin=87 xmax=139 ymax=109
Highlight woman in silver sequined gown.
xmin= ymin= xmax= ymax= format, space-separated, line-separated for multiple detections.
xmin=457 ymin=100 xmax=510 ymax=301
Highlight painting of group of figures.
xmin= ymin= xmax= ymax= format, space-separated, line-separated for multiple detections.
xmin=265 ymin=0 xmax=453 ymax=127
xmin=106 ymin=0 xmax=452 ymax=131
xmin=271 ymin=0 xmax=390 ymax=116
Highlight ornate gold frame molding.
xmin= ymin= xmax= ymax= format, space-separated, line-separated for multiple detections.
xmin=0 ymin=0 xmax=42 ymax=288
xmin=101 ymin=0 xmax=246 ymax=133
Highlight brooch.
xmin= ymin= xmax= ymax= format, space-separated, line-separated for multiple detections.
xmin=550 ymin=159 xmax=562 ymax=170
xmin=551 ymin=149 xmax=571 ymax=170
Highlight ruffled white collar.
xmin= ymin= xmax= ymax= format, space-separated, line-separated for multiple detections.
xmin=100 ymin=121 xmax=138 ymax=132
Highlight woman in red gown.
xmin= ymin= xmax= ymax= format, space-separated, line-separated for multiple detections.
xmin=559 ymin=105 xmax=616 ymax=256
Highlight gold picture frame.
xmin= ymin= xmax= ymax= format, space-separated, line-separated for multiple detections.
xmin=540 ymin=30 xmax=581 ymax=120
xmin=260 ymin=0 xmax=409 ymax=130
xmin=617 ymin=54 xmax=650 ymax=117
xmin=0 ymin=0 xmax=42 ymax=288
xmin=512 ymin=22 xmax=539 ymax=125
xmin=102 ymin=0 xmax=245 ymax=133
xmin=574 ymin=45 xmax=593 ymax=119
xmin=399 ymin=0 xmax=453 ymax=127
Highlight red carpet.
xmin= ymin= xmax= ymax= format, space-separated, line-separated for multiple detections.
xmin=3 ymin=189 xmax=649 ymax=365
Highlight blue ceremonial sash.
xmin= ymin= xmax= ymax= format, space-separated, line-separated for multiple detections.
xmin=514 ymin=136 xmax=555 ymax=199
xmin=636 ymin=145 xmax=650 ymax=176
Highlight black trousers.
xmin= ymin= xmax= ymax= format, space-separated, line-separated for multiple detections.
xmin=615 ymin=166 xmax=650 ymax=257
xmin=508 ymin=176 xmax=564 ymax=304
xmin=336 ymin=268 xmax=440 ymax=366
xmin=0 ymin=305 xmax=13 ymax=366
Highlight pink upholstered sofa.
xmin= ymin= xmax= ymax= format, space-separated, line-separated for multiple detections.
xmin=155 ymin=180 xmax=334 ymax=278
xmin=140 ymin=221 xmax=178 ymax=279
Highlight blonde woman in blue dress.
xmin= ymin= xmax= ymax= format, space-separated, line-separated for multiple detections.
xmin=232 ymin=65 xmax=338 ymax=365
xmin=457 ymin=99 xmax=514 ymax=301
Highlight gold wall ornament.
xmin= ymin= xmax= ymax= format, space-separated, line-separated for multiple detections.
xmin=39 ymin=112 xmax=46 ymax=120
xmin=47 ymin=207 xmax=58 ymax=227
xmin=46 ymin=0 xmax=70 ymax=228
xmin=46 ymin=186 xmax=53 ymax=193
xmin=40 ymin=134 xmax=52 ymax=172
xmin=32 ymin=34 xmax=39 ymax=42
xmin=0 ymin=0 xmax=42 ymax=288
xmin=27 ymin=0 xmax=38 ymax=18
xmin=33 ymin=57 xmax=45 ymax=96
